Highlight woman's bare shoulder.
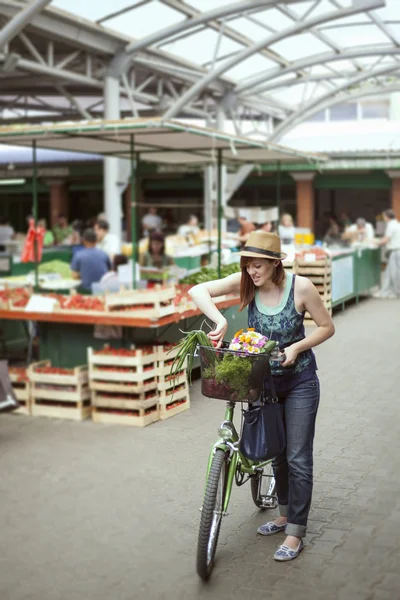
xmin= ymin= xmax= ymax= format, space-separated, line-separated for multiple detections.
xmin=294 ymin=274 xmax=315 ymax=294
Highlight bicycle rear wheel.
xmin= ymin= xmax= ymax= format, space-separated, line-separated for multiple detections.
xmin=250 ymin=462 xmax=278 ymax=509
xmin=196 ymin=449 xmax=228 ymax=580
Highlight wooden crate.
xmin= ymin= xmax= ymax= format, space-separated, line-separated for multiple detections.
xmin=32 ymin=400 xmax=91 ymax=421
xmin=91 ymin=390 xmax=158 ymax=411
xmin=89 ymin=378 xmax=157 ymax=394
xmin=88 ymin=347 xmax=158 ymax=384
xmin=156 ymin=343 xmax=181 ymax=362
xmin=157 ymin=370 xmax=187 ymax=392
xmin=157 ymin=357 xmax=187 ymax=378
xmin=92 ymin=405 xmax=159 ymax=427
xmin=158 ymin=385 xmax=190 ymax=421
xmin=29 ymin=360 xmax=91 ymax=421
xmin=105 ymin=286 xmax=176 ymax=320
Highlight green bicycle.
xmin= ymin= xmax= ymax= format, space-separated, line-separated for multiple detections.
xmin=196 ymin=343 xmax=281 ymax=581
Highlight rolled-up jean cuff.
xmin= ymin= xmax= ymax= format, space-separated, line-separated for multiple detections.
xmin=285 ymin=523 xmax=306 ymax=538
xmin=279 ymin=504 xmax=288 ymax=517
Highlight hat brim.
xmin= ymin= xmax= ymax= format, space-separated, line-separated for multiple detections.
xmin=236 ymin=250 xmax=287 ymax=260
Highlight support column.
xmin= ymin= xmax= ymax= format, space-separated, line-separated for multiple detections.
xmin=386 ymin=171 xmax=400 ymax=218
xmin=103 ymin=75 xmax=121 ymax=239
xmin=290 ymin=173 xmax=315 ymax=230
xmin=48 ymin=180 xmax=68 ymax=228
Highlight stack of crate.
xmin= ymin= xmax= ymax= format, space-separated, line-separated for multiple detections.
xmin=28 ymin=360 xmax=90 ymax=420
xmin=8 ymin=366 xmax=31 ymax=416
xmin=156 ymin=344 xmax=190 ymax=420
xmin=88 ymin=346 xmax=159 ymax=427
xmin=294 ymin=257 xmax=332 ymax=326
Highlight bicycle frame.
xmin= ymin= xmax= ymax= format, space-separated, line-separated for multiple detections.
xmin=205 ymin=401 xmax=273 ymax=513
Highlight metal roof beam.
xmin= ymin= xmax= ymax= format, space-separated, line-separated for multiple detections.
xmin=162 ymin=0 xmax=385 ymax=120
xmin=0 ymin=0 xmax=52 ymax=50
xmin=270 ymin=64 xmax=400 ymax=142
xmin=237 ymin=45 xmax=400 ymax=94
xmin=110 ymin=0 xmax=288 ymax=76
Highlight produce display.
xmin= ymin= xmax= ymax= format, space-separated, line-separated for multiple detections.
xmin=0 ymin=287 xmax=31 ymax=309
xmin=38 ymin=260 xmax=72 ymax=278
xmin=180 ymin=263 xmax=240 ymax=285
xmin=8 ymin=366 xmax=29 ymax=382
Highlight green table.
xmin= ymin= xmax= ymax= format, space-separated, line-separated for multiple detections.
xmin=12 ymin=247 xmax=73 ymax=276
xmin=331 ymin=247 xmax=381 ymax=309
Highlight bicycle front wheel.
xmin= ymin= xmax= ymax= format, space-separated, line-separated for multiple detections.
xmin=196 ymin=449 xmax=228 ymax=580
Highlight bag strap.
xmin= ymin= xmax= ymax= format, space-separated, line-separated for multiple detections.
xmin=263 ymin=362 xmax=279 ymax=404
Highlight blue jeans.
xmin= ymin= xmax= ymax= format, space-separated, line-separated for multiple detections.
xmin=272 ymin=375 xmax=320 ymax=538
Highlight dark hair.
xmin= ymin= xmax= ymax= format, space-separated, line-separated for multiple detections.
xmin=95 ymin=219 xmax=109 ymax=232
xmin=239 ymin=256 xmax=285 ymax=311
xmin=149 ymin=231 xmax=165 ymax=255
xmin=384 ymin=209 xmax=396 ymax=220
xmin=83 ymin=228 xmax=97 ymax=244
xmin=112 ymin=254 xmax=128 ymax=271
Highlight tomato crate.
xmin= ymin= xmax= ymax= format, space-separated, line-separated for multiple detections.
xmin=92 ymin=405 xmax=159 ymax=428
xmin=28 ymin=360 xmax=88 ymax=386
xmin=158 ymin=381 xmax=189 ymax=403
xmin=157 ymin=357 xmax=187 ymax=378
xmin=158 ymin=391 xmax=190 ymax=421
xmin=89 ymin=378 xmax=157 ymax=395
xmin=156 ymin=343 xmax=181 ymax=362
xmin=31 ymin=398 xmax=91 ymax=421
xmin=88 ymin=346 xmax=158 ymax=368
xmin=157 ymin=370 xmax=187 ymax=392
xmin=105 ymin=286 xmax=177 ymax=320
xmin=91 ymin=390 xmax=158 ymax=411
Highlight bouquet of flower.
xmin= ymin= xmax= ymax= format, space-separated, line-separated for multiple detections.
xmin=229 ymin=328 xmax=276 ymax=355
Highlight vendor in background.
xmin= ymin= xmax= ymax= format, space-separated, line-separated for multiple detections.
xmin=37 ymin=219 xmax=54 ymax=247
xmin=94 ymin=219 xmax=120 ymax=260
xmin=258 ymin=221 xmax=276 ymax=234
xmin=323 ymin=215 xmax=342 ymax=246
xmin=237 ymin=215 xmax=256 ymax=246
xmin=0 ymin=216 xmax=15 ymax=251
xmin=278 ymin=213 xmax=296 ymax=245
xmin=53 ymin=214 xmax=72 ymax=245
xmin=140 ymin=231 xmax=174 ymax=269
xmin=142 ymin=207 xmax=163 ymax=236
xmin=340 ymin=211 xmax=353 ymax=230
xmin=177 ymin=215 xmax=200 ymax=242
xmin=70 ymin=229 xmax=111 ymax=292
xmin=342 ymin=217 xmax=375 ymax=244
xmin=100 ymin=254 xmax=128 ymax=290
xmin=374 ymin=209 xmax=400 ymax=299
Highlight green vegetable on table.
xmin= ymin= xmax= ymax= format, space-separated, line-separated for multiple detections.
xmin=38 ymin=260 xmax=72 ymax=279
xmin=180 ymin=263 xmax=240 ymax=285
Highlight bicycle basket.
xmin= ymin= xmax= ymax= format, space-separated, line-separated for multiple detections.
xmin=199 ymin=344 xmax=270 ymax=403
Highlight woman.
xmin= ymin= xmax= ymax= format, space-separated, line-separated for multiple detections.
xmin=140 ymin=231 xmax=174 ymax=269
xmin=189 ymin=231 xmax=335 ymax=561
xmin=100 ymin=254 xmax=128 ymax=290
xmin=278 ymin=213 xmax=295 ymax=245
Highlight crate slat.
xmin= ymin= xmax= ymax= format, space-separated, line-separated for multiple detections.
xmin=157 ymin=372 xmax=187 ymax=392
xmin=89 ymin=379 xmax=157 ymax=394
xmin=92 ymin=406 xmax=159 ymax=427
xmin=91 ymin=392 xmax=158 ymax=411
xmin=88 ymin=347 xmax=158 ymax=367
xmin=157 ymin=357 xmax=187 ymax=377
xmin=32 ymin=402 xmax=91 ymax=421
xmin=32 ymin=386 xmax=90 ymax=403
xmin=156 ymin=344 xmax=180 ymax=361
xmin=159 ymin=396 xmax=190 ymax=421
xmin=89 ymin=367 xmax=157 ymax=383
xmin=158 ymin=384 xmax=189 ymax=405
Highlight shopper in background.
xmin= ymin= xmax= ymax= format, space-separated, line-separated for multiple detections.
xmin=142 ymin=207 xmax=163 ymax=236
xmin=258 ymin=221 xmax=276 ymax=234
xmin=340 ymin=211 xmax=353 ymax=230
xmin=323 ymin=215 xmax=342 ymax=246
xmin=178 ymin=215 xmax=200 ymax=241
xmin=279 ymin=213 xmax=296 ymax=245
xmin=94 ymin=219 xmax=120 ymax=260
xmin=0 ymin=217 xmax=15 ymax=251
xmin=100 ymin=254 xmax=128 ymax=290
xmin=374 ymin=209 xmax=400 ymax=299
xmin=71 ymin=229 xmax=111 ymax=291
xmin=140 ymin=231 xmax=174 ymax=269
xmin=237 ymin=215 xmax=256 ymax=246
xmin=53 ymin=214 xmax=72 ymax=245
xmin=37 ymin=219 xmax=54 ymax=246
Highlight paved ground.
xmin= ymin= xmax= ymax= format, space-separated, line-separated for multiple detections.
xmin=1 ymin=298 xmax=400 ymax=600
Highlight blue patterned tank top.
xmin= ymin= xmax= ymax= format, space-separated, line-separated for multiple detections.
xmin=248 ymin=272 xmax=317 ymax=393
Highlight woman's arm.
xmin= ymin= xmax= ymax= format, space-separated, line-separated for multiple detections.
xmin=189 ymin=272 xmax=241 ymax=345
xmin=282 ymin=276 xmax=335 ymax=366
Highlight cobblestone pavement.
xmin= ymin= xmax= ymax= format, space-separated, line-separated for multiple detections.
xmin=1 ymin=298 xmax=400 ymax=600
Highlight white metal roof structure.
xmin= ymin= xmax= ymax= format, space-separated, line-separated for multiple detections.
xmin=0 ymin=0 xmax=398 ymax=142
xmin=0 ymin=117 xmax=326 ymax=164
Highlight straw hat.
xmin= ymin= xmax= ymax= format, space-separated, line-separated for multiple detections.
xmin=240 ymin=231 xmax=287 ymax=260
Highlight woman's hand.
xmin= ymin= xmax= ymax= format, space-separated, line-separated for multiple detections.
xmin=281 ymin=344 xmax=299 ymax=367
xmin=207 ymin=317 xmax=228 ymax=348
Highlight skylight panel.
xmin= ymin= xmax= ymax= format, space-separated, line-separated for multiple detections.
xmin=270 ymin=33 xmax=332 ymax=61
xmin=104 ymin=1 xmax=185 ymax=38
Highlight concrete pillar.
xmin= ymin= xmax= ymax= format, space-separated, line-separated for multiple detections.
xmin=103 ymin=75 xmax=122 ymax=239
xmin=48 ymin=180 xmax=68 ymax=228
xmin=387 ymin=171 xmax=400 ymax=218
xmin=290 ymin=173 xmax=315 ymax=230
